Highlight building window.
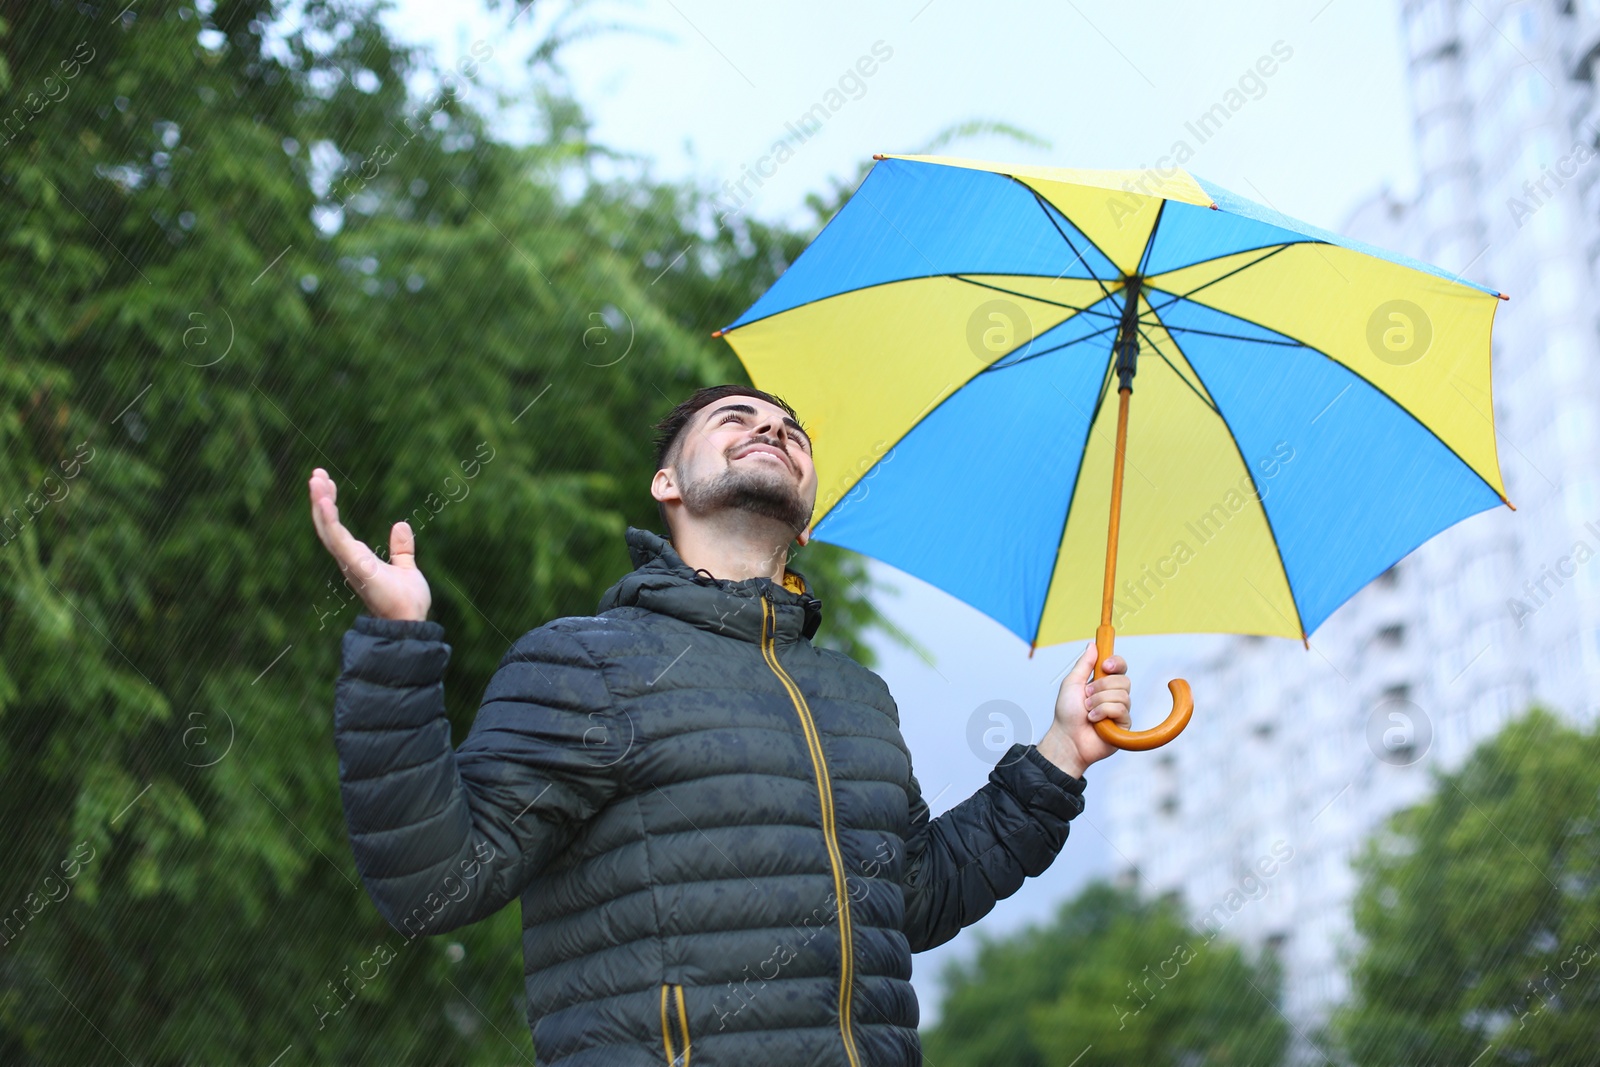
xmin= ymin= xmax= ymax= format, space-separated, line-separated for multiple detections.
xmin=1376 ymin=624 xmax=1405 ymax=648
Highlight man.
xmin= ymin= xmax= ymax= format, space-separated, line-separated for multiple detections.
xmin=310 ymin=384 xmax=1133 ymax=1066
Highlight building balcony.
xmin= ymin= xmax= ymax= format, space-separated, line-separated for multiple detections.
xmin=1405 ymin=0 xmax=1458 ymax=64
xmin=1570 ymin=10 xmax=1600 ymax=81
xmin=1580 ymin=91 xmax=1600 ymax=151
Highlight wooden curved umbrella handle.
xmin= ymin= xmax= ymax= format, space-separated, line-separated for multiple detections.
xmin=1089 ymin=624 xmax=1194 ymax=751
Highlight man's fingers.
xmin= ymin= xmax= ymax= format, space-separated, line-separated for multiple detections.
xmin=1088 ymin=674 xmax=1132 ymax=693
xmin=1087 ymin=698 xmax=1132 ymax=724
xmin=308 ymin=470 xmax=374 ymax=576
xmin=389 ymin=521 xmax=416 ymax=569
xmin=308 ymin=471 xmax=345 ymax=542
xmin=1087 ymin=689 xmax=1131 ymax=711
xmin=1065 ymin=642 xmax=1098 ymax=685
xmin=1086 ymin=675 xmax=1132 ymax=721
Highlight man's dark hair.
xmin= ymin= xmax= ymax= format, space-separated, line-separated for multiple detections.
xmin=650 ymin=384 xmax=805 ymax=535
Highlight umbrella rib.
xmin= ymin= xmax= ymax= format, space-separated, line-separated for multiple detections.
xmin=1134 ymin=200 xmax=1167 ymax=278
xmin=720 ymin=273 xmax=1108 ymax=336
xmin=1136 ymin=324 xmax=1219 ymax=414
xmin=1021 ymin=185 xmax=1120 ymax=302
xmin=1031 ymin=348 xmax=1121 ymax=649
xmin=950 ymin=275 xmax=1123 ymax=320
xmin=1149 ymin=293 xmax=1509 ymax=509
xmin=979 ymin=318 xmax=1125 ymax=373
xmin=1146 ymin=322 xmax=1303 ymax=348
xmin=1140 ymin=244 xmax=1294 ymax=317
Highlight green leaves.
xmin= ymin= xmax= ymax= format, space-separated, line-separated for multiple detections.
xmin=920 ymin=881 xmax=1289 ymax=1067
xmin=0 ymin=1 xmax=902 ymax=1062
xmin=1331 ymin=707 xmax=1600 ymax=1066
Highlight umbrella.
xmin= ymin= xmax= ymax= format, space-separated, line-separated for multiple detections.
xmin=714 ymin=154 xmax=1510 ymax=750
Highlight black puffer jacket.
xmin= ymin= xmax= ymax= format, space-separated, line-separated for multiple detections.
xmin=334 ymin=526 xmax=1088 ymax=1065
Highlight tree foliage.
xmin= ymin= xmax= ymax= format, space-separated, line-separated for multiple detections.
xmin=0 ymin=1 xmax=898 ymax=1061
xmin=920 ymin=880 xmax=1289 ymax=1067
xmin=1329 ymin=707 xmax=1600 ymax=1066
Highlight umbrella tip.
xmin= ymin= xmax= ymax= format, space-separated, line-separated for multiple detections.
xmin=1302 ymin=633 xmax=1309 ymax=650
xmin=872 ymin=153 xmax=886 ymax=160
xmin=711 ymin=329 xmax=723 ymax=338
xmin=1503 ymin=494 xmax=1517 ymax=511
xmin=1498 ymin=292 xmax=1510 ymax=301
xmin=1208 ymin=202 xmax=1220 ymax=210
xmin=1027 ymin=641 xmax=1036 ymax=659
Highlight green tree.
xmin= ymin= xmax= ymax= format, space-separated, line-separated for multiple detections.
xmin=920 ymin=880 xmax=1289 ymax=1067
xmin=0 ymin=0 xmax=898 ymax=1061
xmin=1328 ymin=707 xmax=1600 ymax=1066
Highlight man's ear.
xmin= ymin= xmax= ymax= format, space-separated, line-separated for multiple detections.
xmin=651 ymin=467 xmax=679 ymax=506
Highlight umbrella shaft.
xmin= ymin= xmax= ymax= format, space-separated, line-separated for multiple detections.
xmin=1100 ymin=387 xmax=1132 ymax=629
xmin=1114 ymin=275 xmax=1142 ymax=391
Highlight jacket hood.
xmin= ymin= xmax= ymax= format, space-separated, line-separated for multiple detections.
xmin=596 ymin=526 xmax=823 ymax=645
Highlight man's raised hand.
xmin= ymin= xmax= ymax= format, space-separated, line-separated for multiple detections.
xmin=308 ymin=468 xmax=431 ymax=622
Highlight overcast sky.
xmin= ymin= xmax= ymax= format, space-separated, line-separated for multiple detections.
xmin=381 ymin=0 xmax=1423 ymax=1021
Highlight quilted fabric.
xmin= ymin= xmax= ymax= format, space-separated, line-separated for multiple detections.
xmin=334 ymin=526 xmax=1088 ymax=1065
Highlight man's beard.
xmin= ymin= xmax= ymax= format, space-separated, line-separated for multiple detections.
xmin=679 ymin=460 xmax=812 ymax=534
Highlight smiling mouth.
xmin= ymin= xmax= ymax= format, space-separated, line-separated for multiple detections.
xmin=734 ymin=446 xmax=791 ymax=471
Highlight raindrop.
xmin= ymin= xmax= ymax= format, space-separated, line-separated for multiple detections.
xmin=409 ymin=177 xmax=427 ymax=197
xmin=178 ymin=211 xmax=196 ymax=230
xmin=282 ymin=137 xmax=299 ymax=155
xmin=114 ymin=96 xmax=130 ymax=111
xmin=300 ymin=274 xmax=319 ymax=292
xmin=406 ymin=274 xmax=424 ymax=292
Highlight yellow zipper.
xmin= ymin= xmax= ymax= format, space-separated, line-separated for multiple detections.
xmin=760 ymin=596 xmax=863 ymax=1067
xmin=660 ymin=982 xmax=690 ymax=1066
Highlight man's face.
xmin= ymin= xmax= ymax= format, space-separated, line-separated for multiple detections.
xmin=654 ymin=396 xmax=818 ymax=538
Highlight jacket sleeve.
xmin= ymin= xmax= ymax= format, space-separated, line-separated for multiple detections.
xmin=899 ymin=743 xmax=1087 ymax=953
xmin=333 ymin=613 xmax=624 ymax=938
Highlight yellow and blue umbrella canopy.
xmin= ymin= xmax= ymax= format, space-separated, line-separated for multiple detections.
xmin=717 ymin=154 xmax=1508 ymax=651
